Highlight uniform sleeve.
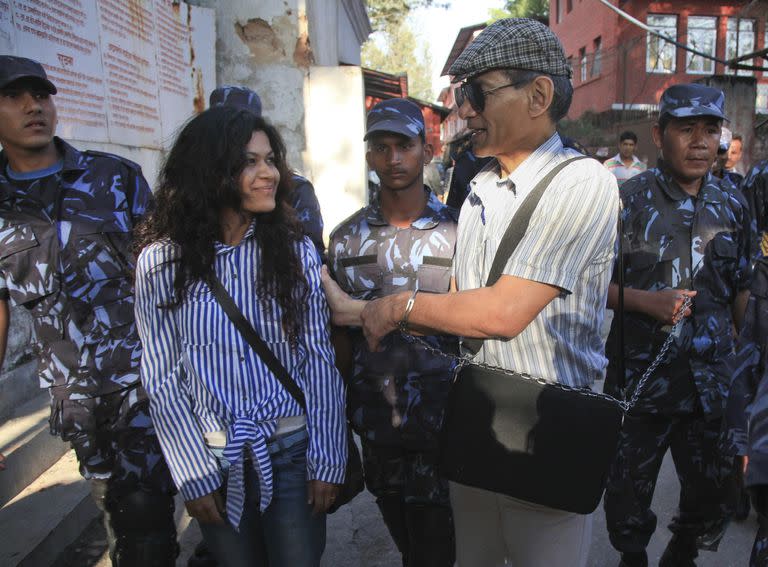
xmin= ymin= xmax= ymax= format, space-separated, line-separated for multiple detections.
xmin=732 ymin=188 xmax=758 ymax=291
xmin=134 ymin=245 xmax=223 ymax=501
xmin=748 ymin=362 xmax=768 ymax=487
xmin=296 ymin=238 xmax=347 ymax=484
xmin=125 ymin=164 xmax=155 ymax=225
xmin=504 ymin=161 xmax=619 ymax=293
xmin=290 ymin=178 xmax=325 ymax=260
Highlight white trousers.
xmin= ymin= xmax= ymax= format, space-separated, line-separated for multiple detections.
xmin=449 ymin=481 xmax=593 ymax=567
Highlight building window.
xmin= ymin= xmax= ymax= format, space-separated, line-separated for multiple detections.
xmin=579 ymin=47 xmax=587 ymax=82
xmin=686 ymin=16 xmax=717 ymax=75
xmin=591 ymin=37 xmax=602 ymax=77
xmin=757 ymin=84 xmax=768 ymax=113
xmin=647 ymin=14 xmax=677 ymax=74
xmin=727 ymin=18 xmax=755 ymax=76
xmin=556 ymin=0 xmax=564 ymax=23
xmin=567 ymin=0 xmax=573 ymax=13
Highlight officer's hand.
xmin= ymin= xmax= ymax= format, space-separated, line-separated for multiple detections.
xmin=307 ymin=479 xmax=340 ymax=515
xmin=185 ymin=490 xmax=225 ymax=525
xmin=361 ymin=294 xmax=401 ymax=351
xmin=647 ymin=288 xmax=696 ymax=325
xmin=0 ymin=452 xmax=6 ymax=471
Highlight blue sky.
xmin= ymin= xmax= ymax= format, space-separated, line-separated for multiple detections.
xmin=411 ymin=0 xmax=507 ymax=99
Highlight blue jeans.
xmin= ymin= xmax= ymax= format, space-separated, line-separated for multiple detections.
xmin=200 ymin=429 xmax=326 ymax=567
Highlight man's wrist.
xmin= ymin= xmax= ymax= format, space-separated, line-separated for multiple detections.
xmin=390 ymin=292 xmax=411 ymax=332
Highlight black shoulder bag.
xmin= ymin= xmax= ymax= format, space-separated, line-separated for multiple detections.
xmin=431 ymin=157 xmax=688 ymax=514
xmin=209 ymin=277 xmax=364 ymax=513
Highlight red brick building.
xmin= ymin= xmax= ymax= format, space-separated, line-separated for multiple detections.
xmin=551 ymin=0 xmax=768 ymax=118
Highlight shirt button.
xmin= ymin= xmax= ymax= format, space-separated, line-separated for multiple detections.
xmin=239 ymin=355 xmax=245 ymax=362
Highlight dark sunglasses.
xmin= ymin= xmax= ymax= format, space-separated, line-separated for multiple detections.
xmin=455 ymin=79 xmax=528 ymax=112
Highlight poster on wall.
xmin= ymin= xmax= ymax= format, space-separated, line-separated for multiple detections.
xmin=0 ymin=0 xmax=215 ymax=150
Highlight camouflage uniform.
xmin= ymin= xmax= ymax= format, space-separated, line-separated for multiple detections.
xmin=0 ymin=138 xmax=176 ymax=564
xmin=328 ymin=189 xmax=458 ymax=563
xmin=604 ymin=165 xmax=752 ymax=557
xmin=290 ymin=174 xmax=325 ymax=259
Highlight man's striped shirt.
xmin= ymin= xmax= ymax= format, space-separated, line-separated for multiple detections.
xmin=134 ymin=225 xmax=346 ymax=527
xmin=454 ymin=133 xmax=619 ymax=387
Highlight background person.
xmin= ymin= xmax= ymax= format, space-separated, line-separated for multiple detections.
xmin=604 ymin=84 xmax=753 ymax=567
xmin=0 ymin=56 xmax=177 ymax=565
xmin=134 ymin=106 xmax=347 ymax=566
xmin=604 ymin=130 xmax=647 ymax=187
xmin=325 ymin=98 xmax=458 ymax=567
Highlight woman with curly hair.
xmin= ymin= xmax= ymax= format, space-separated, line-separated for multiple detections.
xmin=134 ymin=106 xmax=347 ymax=566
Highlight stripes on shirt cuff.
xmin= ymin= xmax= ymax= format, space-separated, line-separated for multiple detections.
xmin=307 ymin=462 xmax=347 ymax=485
xmin=178 ymin=468 xmax=224 ymax=502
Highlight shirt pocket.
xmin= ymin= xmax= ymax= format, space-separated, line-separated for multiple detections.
xmin=0 ymin=223 xmax=59 ymax=310
xmin=340 ymin=255 xmax=382 ymax=296
xmin=626 ymin=234 xmax=681 ymax=288
xmin=417 ymin=256 xmax=452 ymax=293
xmin=178 ymin=283 xmax=218 ymax=347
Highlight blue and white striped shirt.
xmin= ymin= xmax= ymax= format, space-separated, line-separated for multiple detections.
xmin=134 ymin=223 xmax=347 ymax=528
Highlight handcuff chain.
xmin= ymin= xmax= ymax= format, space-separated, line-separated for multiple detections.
xmin=401 ymin=296 xmax=693 ymax=413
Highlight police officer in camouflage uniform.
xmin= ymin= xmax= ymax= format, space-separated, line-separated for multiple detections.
xmin=325 ymin=98 xmax=458 ymax=566
xmin=209 ymin=86 xmax=325 ymax=258
xmin=604 ymin=84 xmax=753 ymax=567
xmin=0 ymin=56 xmax=177 ymax=565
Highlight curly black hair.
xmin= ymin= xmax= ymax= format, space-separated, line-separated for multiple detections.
xmin=135 ymin=106 xmax=308 ymax=342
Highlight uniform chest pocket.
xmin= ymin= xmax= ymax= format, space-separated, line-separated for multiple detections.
xmin=417 ymin=256 xmax=452 ymax=292
xmin=0 ymin=223 xmax=58 ymax=307
xmin=710 ymin=234 xmax=738 ymax=261
xmin=74 ymin=230 xmax=133 ymax=282
xmin=340 ymin=255 xmax=382 ymax=295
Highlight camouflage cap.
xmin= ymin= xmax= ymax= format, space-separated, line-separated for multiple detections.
xmin=659 ymin=83 xmax=728 ymax=122
xmin=0 ymin=56 xmax=57 ymax=94
xmin=209 ymin=85 xmax=262 ymax=116
xmin=448 ymin=18 xmax=572 ymax=83
xmin=364 ymin=98 xmax=425 ymax=141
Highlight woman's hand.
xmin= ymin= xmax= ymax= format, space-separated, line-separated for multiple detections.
xmin=185 ymin=490 xmax=226 ymax=525
xmin=307 ymin=479 xmax=341 ymax=515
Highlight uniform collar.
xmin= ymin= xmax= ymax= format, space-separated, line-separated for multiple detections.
xmin=0 ymin=137 xmax=84 ymax=182
xmin=655 ymin=161 xmax=725 ymax=204
xmin=366 ymin=187 xmax=445 ymax=230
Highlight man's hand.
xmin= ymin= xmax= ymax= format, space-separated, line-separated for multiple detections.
xmin=307 ymin=480 xmax=341 ymax=515
xmin=320 ymin=266 xmax=365 ymax=326
xmin=644 ymin=288 xmax=696 ymax=325
xmin=185 ymin=490 xmax=226 ymax=525
xmin=360 ymin=294 xmax=403 ymax=352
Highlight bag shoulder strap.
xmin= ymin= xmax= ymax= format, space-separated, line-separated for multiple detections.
xmin=484 ymin=155 xmax=589 ymax=287
xmin=208 ymin=276 xmax=307 ymax=410
xmin=463 ymin=155 xmax=588 ymax=354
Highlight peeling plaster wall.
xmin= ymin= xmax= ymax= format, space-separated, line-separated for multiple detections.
xmin=192 ymin=0 xmax=311 ymax=172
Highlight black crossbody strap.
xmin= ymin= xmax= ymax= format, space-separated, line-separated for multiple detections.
xmin=208 ymin=276 xmax=307 ymax=410
xmin=484 ymin=156 xmax=589 ymax=287
xmin=463 ymin=156 xmax=588 ymax=353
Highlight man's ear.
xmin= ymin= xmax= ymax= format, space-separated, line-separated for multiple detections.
xmin=365 ymin=149 xmax=374 ymax=170
xmin=651 ymin=123 xmax=663 ymax=150
xmin=528 ymin=76 xmax=554 ymax=119
xmin=423 ymin=142 xmax=434 ymax=164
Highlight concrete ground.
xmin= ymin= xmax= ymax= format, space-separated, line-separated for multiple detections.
xmin=54 ymin=449 xmax=755 ymax=566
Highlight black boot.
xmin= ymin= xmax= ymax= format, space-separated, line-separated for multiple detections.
xmin=188 ymin=540 xmax=219 ymax=567
xmin=659 ymin=535 xmax=698 ymax=567
xmin=107 ymin=486 xmax=179 ymax=567
xmin=618 ymin=550 xmax=647 ymax=567
xmin=404 ymin=504 xmax=455 ymax=567
xmin=376 ymin=493 xmax=410 ymax=566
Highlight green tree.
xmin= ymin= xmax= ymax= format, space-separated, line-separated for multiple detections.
xmin=362 ymin=20 xmax=435 ymax=102
xmin=366 ymin=0 xmax=447 ymax=32
xmin=488 ymin=0 xmax=549 ymax=21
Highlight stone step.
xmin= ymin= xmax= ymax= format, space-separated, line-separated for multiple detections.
xmin=0 ymin=390 xmax=68 ymax=508
xmin=0 ymin=450 xmax=97 ymax=567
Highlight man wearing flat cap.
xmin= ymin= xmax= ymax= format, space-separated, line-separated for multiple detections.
xmin=0 ymin=56 xmax=177 ymax=564
xmin=355 ymin=19 xmax=619 ymax=565
xmin=322 ymin=98 xmax=458 ymax=566
xmin=604 ymin=83 xmax=753 ymax=567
